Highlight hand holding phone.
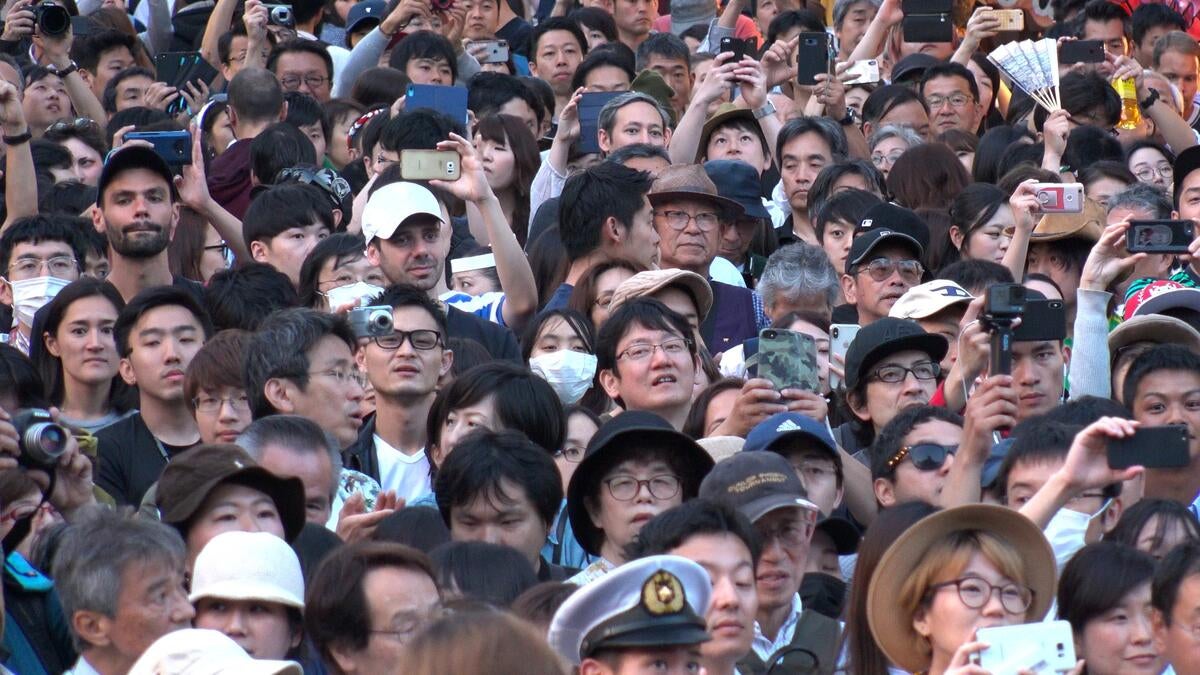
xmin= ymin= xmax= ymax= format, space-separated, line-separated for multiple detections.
xmin=796 ymin=32 xmax=832 ymax=86
xmin=1126 ymin=220 xmax=1195 ymax=254
xmin=974 ymin=621 xmax=1076 ymax=675
xmin=719 ymin=37 xmax=749 ymax=62
xmin=1107 ymin=424 xmax=1191 ymax=469
xmin=399 ymin=150 xmax=461 ymax=180
xmin=1032 ymin=183 xmax=1084 ymax=213
xmin=1059 ymin=39 xmax=1105 ymax=64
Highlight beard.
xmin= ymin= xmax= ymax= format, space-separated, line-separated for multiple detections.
xmin=108 ymin=220 xmax=170 ymax=259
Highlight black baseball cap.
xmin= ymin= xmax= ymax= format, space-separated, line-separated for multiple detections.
xmin=854 ymin=202 xmax=930 ymax=253
xmin=843 ymin=317 xmax=948 ymax=391
xmin=815 ymin=515 xmax=860 ymax=554
xmin=97 ymin=145 xmax=176 ymax=202
xmin=891 ymin=53 xmax=939 ymax=85
xmin=698 ymin=452 xmax=818 ymax=523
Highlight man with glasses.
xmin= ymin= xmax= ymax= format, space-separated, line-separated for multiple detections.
xmin=919 ymin=63 xmax=984 ymax=135
xmin=840 ymin=204 xmax=927 ymax=327
xmin=347 ymin=285 xmax=453 ymax=502
xmin=267 ymin=40 xmax=334 ymax=102
xmin=0 ymin=215 xmax=82 ymax=354
xmin=700 ymin=452 xmax=841 ymax=674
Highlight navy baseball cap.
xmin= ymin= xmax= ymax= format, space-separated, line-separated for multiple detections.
xmin=704 ymin=159 xmax=770 ymax=220
xmin=744 ymin=412 xmax=839 ymax=461
xmin=345 ymin=0 xmax=385 ymax=43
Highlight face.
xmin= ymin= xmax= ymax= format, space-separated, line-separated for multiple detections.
xmin=590 ymin=267 xmax=637 ymax=328
xmin=450 ymin=477 xmax=550 ymax=568
xmin=855 ymin=349 xmax=940 ymax=432
xmin=842 ymin=243 xmax=923 ymax=324
xmin=105 ymin=559 xmax=194 ymax=666
xmin=1137 ymin=26 xmax=1173 ymax=65
xmin=361 ymin=306 xmax=449 ymax=402
xmin=200 ymin=226 xmax=229 ymax=282
xmin=923 ymin=75 xmax=979 ymax=133
xmin=193 ymin=386 xmax=252 ymax=445
xmin=1025 ymin=243 xmax=1081 ymax=310
xmin=476 ymin=133 xmax=517 ymax=192
xmin=702 ymin=387 xmax=739 ymax=436
xmin=559 ymin=411 xmax=599 ymax=493
xmin=879 ymin=100 xmax=932 ymax=140
xmin=786 ymin=317 xmax=831 ymax=393
xmin=93 ymin=46 xmax=135 ymax=94
xmin=613 ymin=196 xmax=661 ymax=270
xmin=782 ymin=447 xmax=841 ymax=515
xmin=836 ymin=1 xmax=876 ymax=55
xmin=327 ymin=112 xmax=358 ymax=168
xmin=1130 ymin=369 xmax=1200 ymax=463
xmin=846 ymin=86 xmax=871 ymax=117
xmin=338 ymin=567 xmax=440 ymax=673
xmin=719 ymin=217 xmax=762 ymax=266
xmin=252 ymin=222 xmax=330 ymax=286
xmin=646 ymin=55 xmax=691 ymax=116
xmin=1158 ymin=49 xmax=1199 ymax=114
xmin=589 ymin=456 xmax=683 ymax=561
xmin=47 ymin=295 xmax=119 ymax=389
xmin=706 ymin=124 xmax=767 ymax=174
xmin=112 ymin=73 xmax=152 ymax=112
xmin=1180 ymin=169 xmax=1200 ymax=222
xmin=612 ymin=0 xmax=656 ymax=37
xmin=277 ymin=335 xmax=364 ymax=447
xmin=1156 ymin=575 xmax=1200 ymax=675
xmin=438 ymin=395 xmax=499 ymax=463
xmin=531 ymin=30 xmax=584 ymax=97
xmin=366 ymin=215 xmax=451 ymax=291
xmin=1084 ymin=18 xmax=1129 ymax=56
xmin=275 ymin=51 xmax=331 ymax=101
xmin=584 ymin=64 xmax=632 ymax=92
xmin=449 ymin=268 xmax=498 ymax=295
xmin=405 ymin=56 xmax=454 ymax=86
xmin=1086 ymin=176 xmax=1128 ymax=210
xmin=881 ymin=419 xmax=961 ymax=506
xmin=913 ymin=552 xmax=1028 ymax=664
xmin=59 ymin=137 xmax=102 ymax=186
xmin=671 ymin=533 xmax=757 ymax=665
xmin=1136 ymin=515 xmax=1195 ymax=560
xmin=819 ymin=218 xmax=854 ymax=275
xmin=870 ymin=136 xmax=909 ymax=179
xmin=462 ymin=0 xmax=500 ymax=39
xmin=582 ymin=646 xmax=704 ymax=675
xmin=2 ymin=239 xmax=79 ymax=317
xmin=965 ymin=59 xmax=994 ymax=114
xmin=655 ymin=197 xmax=722 ymax=272
xmin=779 ymin=131 xmax=834 ymax=214
xmin=600 ymin=324 xmax=697 ymax=416
xmin=95 ymin=168 xmax=180 ymax=260
xmin=185 ymin=483 xmax=286 ymax=567
xmin=653 ymin=287 xmax=702 ymax=333
xmin=498 ymin=98 xmax=539 ymax=138
xmin=1128 ymin=147 xmax=1174 ymax=192
xmin=209 ymin=110 xmax=237 ymax=156
xmin=315 ymin=253 xmax=386 ymax=308
xmin=22 ymin=74 xmax=67 ymax=128
xmin=194 ymin=599 xmax=297 ymax=660
xmin=119 ymin=305 xmax=205 ymax=403
xmin=599 ymin=102 xmax=671 ymax=153
xmin=962 ymin=205 xmax=1013 ymax=264
xmin=1010 ymin=340 xmax=1066 ymax=421
xmin=84 ymin=249 xmax=110 ymax=280
xmin=754 ymin=506 xmax=815 ymax=612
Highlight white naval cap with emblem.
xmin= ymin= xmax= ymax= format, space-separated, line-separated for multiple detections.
xmin=548 ymin=555 xmax=713 ymax=666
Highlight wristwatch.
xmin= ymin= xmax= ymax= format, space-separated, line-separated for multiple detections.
xmin=1139 ymin=88 xmax=1160 ymax=110
xmin=753 ymin=100 xmax=776 ymax=120
xmin=838 ymin=108 xmax=858 ymax=126
xmin=51 ymin=61 xmax=77 ymax=77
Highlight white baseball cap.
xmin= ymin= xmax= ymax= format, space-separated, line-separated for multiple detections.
xmin=189 ymin=531 xmax=304 ymax=609
xmin=361 ymin=182 xmax=445 ymax=243
xmin=889 ymin=280 xmax=974 ymax=320
xmin=128 ymin=629 xmax=302 ymax=675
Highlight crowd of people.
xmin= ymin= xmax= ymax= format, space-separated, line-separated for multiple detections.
xmin=2 ymin=0 xmax=1200 ymax=670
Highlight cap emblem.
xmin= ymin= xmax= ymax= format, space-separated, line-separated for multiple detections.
xmin=775 ymin=419 xmax=802 ymax=433
xmin=935 ymin=285 xmax=971 ymax=298
xmin=643 ymin=570 xmax=686 ymax=615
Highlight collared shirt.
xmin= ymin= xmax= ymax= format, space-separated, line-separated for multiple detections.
xmin=752 ymin=593 xmax=805 ymax=661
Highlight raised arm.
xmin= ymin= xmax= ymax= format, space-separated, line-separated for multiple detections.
xmin=200 ymin=0 xmax=242 ymax=67
xmin=849 ymin=0 xmax=902 ymax=62
xmin=0 ymin=79 xmax=34 ymax=232
xmin=1001 ymin=178 xmax=1040 ymax=282
xmin=175 ymin=125 xmax=250 ymax=263
xmin=669 ymin=52 xmax=739 ymax=164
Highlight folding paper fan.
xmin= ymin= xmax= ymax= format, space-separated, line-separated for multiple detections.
xmin=988 ymin=38 xmax=1061 ymax=113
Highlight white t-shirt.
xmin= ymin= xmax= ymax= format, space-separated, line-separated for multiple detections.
xmin=374 ymin=435 xmax=433 ymax=503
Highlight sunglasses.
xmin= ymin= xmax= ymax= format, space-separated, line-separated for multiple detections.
xmin=276 ymin=166 xmax=351 ymax=207
xmin=886 ymin=443 xmax=957 ymax=472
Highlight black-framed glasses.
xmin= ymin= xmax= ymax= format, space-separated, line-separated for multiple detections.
xmin=927 ymin=577 xmax=1034 ymax=614
xmin=45 ymin=117 xmax=98 ymax=135
xmin=869 ymin=360 xmax=940 ymax=384
xmin=279 ymin=74 xmax=329 ymax=90
xmin=203 ymin=241 xmax=230 ymax=257
xmin=853 ymin=257 xmax=924 ymax=283
xmin=372 ymin=329 xmax=442 ymax=351
xmin=886 ymin=443 xmax=957 ymax=471
xmin=276 ymin=166 xmax=352 ymax=207
xmin=603 ymin=474 xmax=681 ymax=501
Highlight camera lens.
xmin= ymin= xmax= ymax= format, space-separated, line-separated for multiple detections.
xmin=369 ymin=310 xmax=393 ymax=331
xmin=37 ymin=3 xmax=70 ymax=36
xmin=21 ymin=422 xmax=67 ymax=467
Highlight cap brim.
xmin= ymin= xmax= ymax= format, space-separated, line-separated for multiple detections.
xmin=1109 ymin=315 xmax=1200 ymax=354
xmin=816 ymin=516 xmax=859 ymax=555
xmin=596 ymin=620 xmax=712 ymax=651
xmin=741 ymin=494 xmax=819 ymax=523
xmin=847 ymin=232 xmax=923 ymax=270
xmin=847 ymin=333 xmax=949 ymax=391
xmin=99 ymin=145 xmax=175 ymax=198
xmin=699 ymin=108 xmax=759 ymax=160
xmin=188 ymin=581 xmax=304 ymax=610
xmin=648 ymin=190 xmax=745 ymax=220
xmin=1131 ymin=288 xmax=1200 ymax=319
xmin=866 ymin=505 xmax=1056 ymax=674
xmin=161 ymin=467 xmax=307 ymax=544
xmin=761 ymin=430 xmax=838 ymax=458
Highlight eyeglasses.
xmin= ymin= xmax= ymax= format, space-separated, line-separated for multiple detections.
xmin=869 ymin=360 xmax=940 ymax=384
xmin=372 ymin=329 xmax=442 ymax=351
xmin=603 ymin=474 xmax=682 ymax=501
xmin=308 ymin=368 xmax=366 ymax=389
xmin=45 ymin=117 xmax=98 ymax=135
xmin=554 ymin=445 xmax=586 ymax=463
xmin=756 ymin=510 xmax=818 ymax=548
xmin=204 ymin=241 xmax=230 ymax=257
xmin=886 ymin=443 xmax=957 ymax=471
xmin=192 ymin=394 xmax=251 ymax=413
xmin=656 ymin=209 xmax=721 ymax=232
xmin=369 ymin=607 xmax=443 ymax=643
xmin=927 ymin=577 xmax=1034 ymax=614
xmin=279 ymin=74 xmax=330 ymax=90
xmin=870 ymin=150 xmax=905 ymax=168
xmin=276 ymin=166 xmax=352 ymax=206
xmin=1133 ymin=163 xmax=1173 ymax=182
xmin=925 ymin=93 xmax=972 ymax=110
xmin=616 ymin=337 xmax=692 ymax=362
xmin=7 ymin=255 xmax=78 ymax=278
xmin=853 ymin=257 xmax=924 ymax=283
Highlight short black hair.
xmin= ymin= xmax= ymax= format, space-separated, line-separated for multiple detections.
xmin=1025 ymin=236 xmax=1093 ymax=279
xmin=1041 ymin=395 xmax=1131 ymax=425
xmin=869 ymin=405 xmax=963 ymax=481
xmin=203 ymin=263 xmax=301 ymax=332
xmin=935 ymin=258 xmax=1015 ymax=294
xmin=468 ymin=72 xmax=541 ymax=120
xmin=430 ymin=362 xmax=566 ymax=456
xmin=996 ymin=418 xmax=1118 ymax=502
xmin=1152 ymin=540 xmax=1200 ymax=624
xmin=101 ymin=66 xmax=154 ymax=113
xmin=429 ymin=541 xmax=537 ymax=607
xmin=571 ymin=47 xmax=636 ymax=92
xmin=807 ymin=160 xmax=886 ymax=224
xmin=284 ymin=91 xmax=330 ymax=141
xmin=626 ymin=498 xmax=762 ymax=563
xmin=1083 ymin=0 xmax=1130 ymax=30
xmin=558 ymin=161 xmax=653 ymax=262
xmin=1039 ymin=70 xmax=1121 ymax=130
xmin=434 ymin=429 xmax=563 ymax=528
xmin=1132 ymin=2 xmax=1186 ymax=46
xmin=596 ymin=297 xmax=695 ymax=373
xmin=862 ymin=84 xmax=928 ymax=128
xmin=1059 ymin=542 xmax=1156 ymax=633
xmin=767 ymin=9 xmax=825 ymax=44
xmin=250 ymin=122 xmax=318 ymax=185
xmin=243 ymin=307 xmax=357 ymax=417
xmin=70 ymin=29 xmax=137 ymax=75
xmin=1107 ymin=498 xmax=1200 ymax=554
xmin=635 ymin=32 xmax=688 ymax=72
xmin=379 ymin=108 xmax=466 ymax=153
xmin=349 ymin=67 xmax=410 ymax=110
xmin=267 ymin=39 xmax=334 ymax=80
xmin=919 ymin=62 xmax=980 ymax=102
xmin=775 ymin=117 xmax=848 ymax=169
xmin=0 ymin=215 xmax=85 ymax=274
xmin=1123 ymin=344 xmax=1200 ymax=411
xmin=115 ymin=285 xmax=214 ymax=357
xmin=388 ymin=31 xmax=458 ymax=82
xmin=570 ymin=7 xmax=617 ymax=42
xmin=371 ymin=284 xmax=449 ymax=340
xmin=39 ymin=182 xmax=98 ymax=216
xmin=816 ymin=188 xmax=882 ymax=242
xmin=242 ymin=183 xmax=333 ymax=246
xmin=296 ymin=233 xmax=367 ymax=307
xmin=606 ymin=142 xmax=671 ymax=166
xmin=1065 ymin=130 xmax=1126 ymax=172
xmin=531 ymin=17 xmax=588 ymax=57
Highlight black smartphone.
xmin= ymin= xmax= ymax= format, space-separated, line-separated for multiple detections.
xmin=1059 ymin=40 xmax=1105 ymax=64
xmin=154 ymin=52 xmax=219 ymax=115
xmin=1012 ymin=299 xmax=1066 ymax=342
xmin=902 ymin=13 xmax=953 ymax=42
xmin=796 ymin=32 xmax=832 ymax=86
xmin=1127 ymin=220 xmax=1195 ymax=254
xmin=719 ymin=37 xmax=749 ymax=62
xmin=125 ymin=130 xmax=192 ymax=165
xmin=901 ymin=0 xmax=951 ymax=13
xmin=1108 ymin=425 xmax=1191 ymax=469
xmin=577 ymin=91 xmax=622 ymax=154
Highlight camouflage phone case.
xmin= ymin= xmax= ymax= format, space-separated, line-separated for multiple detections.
xmin=757 ymin=329 xmax=820 ymax=393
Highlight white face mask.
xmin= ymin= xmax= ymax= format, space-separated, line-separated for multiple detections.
xmin=530 ymin=350 xmax=598 ymax=405
xmin=323 ymin=282 xmax=385 ymax=309
xmin=1044 ymin=497 xmax=1112 ymax=567
xmin=8 ymin=276 xmax=70 ymax=326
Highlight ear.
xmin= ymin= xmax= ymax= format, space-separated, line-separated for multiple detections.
xmin=278 ymin=100 xmax=289 ymax=122
xmin=71 ymin=610 xmax=111 ymax=650
xmin=167 ymin=202 xmax=181 ymax=241
xmin=662 ymin=126 xmax=673 ymax=148
xmin=228 ymin=106 xmax=240 ymax=129
xmin=840 ymin=273 xmax=858 ymax=306
xmin=833 ymin=483 xmax=845 ymax=510
xmin=847 ymin=389 xmax=871 ymax=423
xmin=598 ymin=368 xmax=621 ymax=399
xmin=250 ymin=240 xmax=270 ymax=264
xmin=1101 ymin=496 xmax=1123 ymax=534
xmin=327 ymin=642 xmax=359 ymax=674
xmin=861 ymin=121 xmax=874 ymax=140
xmin=912 ymin=604 xmax=931 ymax=639
xmin=873 ymin=477 xmax=896 ymax=508
xmin=118 ymin=357 xmax=137 ymax=386
xmin=332 ymin=209 xmax=343 ymax=226
xmin=0 ymin=278 xmax=11 ymax=307
xmin=603 ymin=215 xmax=623 ymax=248
xmin=948 ymin=225 xmax=965 ymax=250
xmin=44 ymin=332 xmax=61 ymax=359
xmin=430 ymin=442 xmax=448 ymax=467
xmin=528 ymin=59 xmax=540 ymax=78
xmin=579 ymin=660 xmax=607 ymax=675
xmin=597 ymin=128 xmax=612 ymax=154
xmin=1061 ymin=344 xmax=1071 ymax=370
xmin=91 ymin=200 xmax=108 ymax=234
xmin=365 ymin=242 xmax=382 ymax=267
xmin=439 ymin=348 xmax=454 ymax=379
xmin=263 ymin=378 xmax=297 ymax=414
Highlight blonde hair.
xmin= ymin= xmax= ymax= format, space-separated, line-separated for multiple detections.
xmin=402 ymin=610 xmax=568 ymax=675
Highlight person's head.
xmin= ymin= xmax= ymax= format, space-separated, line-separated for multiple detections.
xmin=530 ymin=17 xmax=588 ymax=98
xmin=99 ymin=66 xmax=150 ymax=114
xmin=250 ymin=123 xmax=320 ymax=188
xmin=243 ymin=184 xmax=332 ymax=287
xmin=92 ymin=147 xmax=180 ymax=264
xmin=814 ymin=189 xmax=882 ymax=278
xmin=474 ymin=114 xmax=539 ymax=240
xmin=610 ymin=0 xmax=658 ymax=42
xmin=845 ymin=318 xmax=947 ymax=438
xmin=1133 ymin=2 xmax=1186 ymax=64
xmin=841 ymin=211 xmax=927 ymax=324
xmin=887 ymin=143 xmax=972 ymax=211
xmin=357 ymin=283 xmax=453 ymax=410
xmin=834 ymin=0 xmax=880 ymax=55
xmin=296 ymin=232 xmax=385 ymax=310
xmin=1125 ymin=140 xmax=1176 ymax=194
xmin=701 ymin=109 xmax=771 ymax=176
xmin=202 ymin=263 xmax=300 ymax=333
xmin=806 ymin=159 xmax=887 ymax=226
xmin=744 ymin=410 xmax=845 ymax=515
xmin=283 ymin=91 xmax=330 ymax=161
xmin=461 ymin=0 xmax=502 ymax=39
xmin=30 ymin=278 xmax=124 ymax=410
xmin=596 ymin=298 xmax=698 ymax=422
xmin=388 ymin=31 xmax=457 ymax=85
xmin=636 ymin=33 xmax=691 ymax=116
xmin=1124 ymin=345 xmax=1200 ymax=469
xmin=758 ymin=242 xmax=839 ymax=323
xmin=304 ymin=542 xmax=440 ymax=675
xmin=227 ymin=67 xmax=287 ymax=131
xmin=468 ymin=73 xmax=541 ymax=139
xmin=71 ymin=29 xmax=137 ymax=96
xmin=361 ymin=179 xmax=454 ymax=291
xmin=868 ymin=123 xmax=924 ymax=179
xmin=243 ymin=307 xmax=364 ymax=446
xmin=919 ymin=62 xmax=982 ymax=134
xmin=1152 ymin=541 xmax=1200 ymax=675
xmin=861 ymin=84 xmax=932 ymax=141
xmin=870 ymin=405 xmax=963 ymax=507
xmin=1083 ymin=0 xmax=1131 ymax=56
xmin=522 ymin=307 xmax=598 ymax=409
xmin=948 ymin=183 xmax=1013 ymax=265
xmin=571 ymin=46 xmax=635 ymax=93
xmin=597 ymin=91 xmax=673 ymax=154
xmin=646 ymin=164 xmax=743 ymax=274
xmin=183 ymin=329 xmax=252 ymax=445
xmin=776 ymin=117 xmax=848 ymax=216
xmin=404 ymin=607 xmax=567 ymax=674
xmin=189 ymin=531 xmax=305 ymax=660
xmin=114 ymin=286 xmax=213 ymax=406
xmin=53 ymin=510 xmax=193 ymax=670
xmin=1023 ymin=229 xmax=1094 ymax=312
xmin=1153 ymin=32 xmax=1199 ymax=115
xmin=936 ymin=258 xmax=1014 ymax=295
xmin=43 ymin=117 xmax=106 ymax=186
xmin=0 ymin=215 xmax=84 ymax=328
xmin=567 ymin=259 xmax=643 ymax=328
xmin=1107 ymin=498 xmax=1200 ymax=561
xmin=268 ymin=39 xmax=334 ymax=101
xmin=558 ymin=161 xmax=657 ymax=269
xmin=435 ymin=429 xmax=563 ymax=570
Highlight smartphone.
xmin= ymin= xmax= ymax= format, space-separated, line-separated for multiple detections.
xmin=578 ymin=91 xmax=623 ymax=154
xmin=1127 ymin=219 xmax=1195 ymax=254
xmin=405 ymin=83 xmax=469 ymax=127
xmin=1012 ymin=299 xmax=1066 ymax=342
xmin=843 ymin=59 xmax=880 ymax=84
xmin=1033 ymin=183 xmax=1084 ymax=213
xmin=400 ymin=150 xmax=461 ymax=181
xmin=125 ymin=130 xmax=192 ymax=165
xmin=719 ymin=36 xmax=749 ymax=62
xmin=796 ymin=32 xmax=832 ymax=86
xmin=974 ymin=621 xmax=1077 ymax=675
xmin=992 ymin=8 xmax=1024 ymax=30
xmin=154 ymin=52 xmax=219 ymax=115
xmin=829 ymin=324 xmax=860 ymax=391
xmin=902 ymin=13 xmax=953 ymax=42
xmin=1059 ymin=39 xmax=1105 ymax=64
xmin=758 ymin=328 xmax=820 ymax=393
xmin=1108 ymin=425 xmax=1191 ymax=469
xmin=474 ymin=39 xmax=509 ymax=64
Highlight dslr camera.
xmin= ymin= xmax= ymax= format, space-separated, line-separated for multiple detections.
xmin=348 ymin=305 xmax=394 ymax=339
xmin=12 ymin=409 xmax=69 ymax=471
xmin=264 ymin=3 xmax=295 ymax=28
xmin=34 ymin=1 xmax=71 ymax=36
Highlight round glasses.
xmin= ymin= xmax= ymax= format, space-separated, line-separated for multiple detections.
xmin=603 ymin=474 xmax=681 ymax=501
xmin=656 ymin=209 xmax=721 ymax=232
xmin=928 ymin=577 xmax=1033 ymax=614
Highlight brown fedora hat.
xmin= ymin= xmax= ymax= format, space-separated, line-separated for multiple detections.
xmin=866 ymin=504 xmax=1056 ymax=673
xmin=648 ymin=164 xmax=745 ymax=219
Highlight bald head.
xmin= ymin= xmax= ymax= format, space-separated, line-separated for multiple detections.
xmin=228 ymin=67 xmax=285 ymax=124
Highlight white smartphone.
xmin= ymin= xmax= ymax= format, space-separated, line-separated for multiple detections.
xmin=829 ymin=323 xmax=861 ymax=391
xmin=842 ymin=59 xmax=881 ymax=84
xmin=1032 ymin=182 xmax=1084 ymax=213
xmin=974 ymin=621 xmax=1077 ymax=675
